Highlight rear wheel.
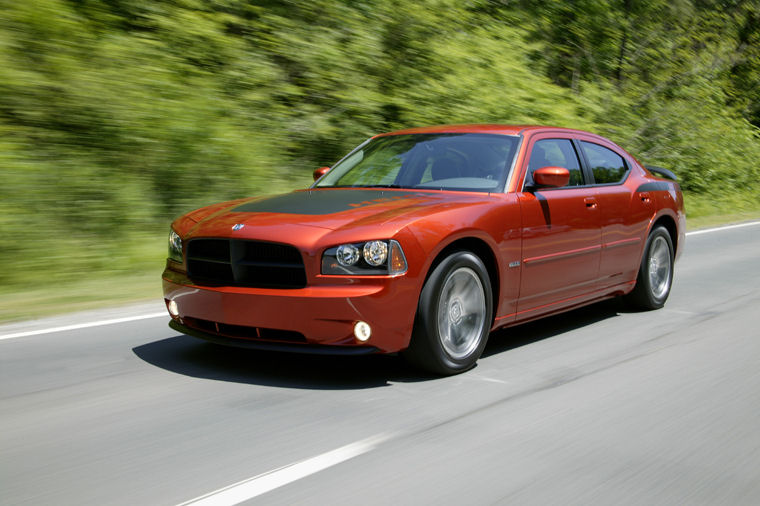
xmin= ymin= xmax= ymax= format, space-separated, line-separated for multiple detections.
xmin=626 ymin=225 xmax=674 ymax=309
xmin=403 ymin=251 xmax=493 ymax=375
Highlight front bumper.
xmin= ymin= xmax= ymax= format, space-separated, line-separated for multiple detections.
xmin=162 ymin=267 xmax=418 ymax=354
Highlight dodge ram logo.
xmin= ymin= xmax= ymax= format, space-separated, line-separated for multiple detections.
xmin=232 ymin=224 xmax=244 ymax=231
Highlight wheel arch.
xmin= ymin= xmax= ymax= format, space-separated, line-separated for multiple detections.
xmin=422 ymin=237 xmax=500 ymax=324
xmin=651 ymin=213 xmax=678 ymax=255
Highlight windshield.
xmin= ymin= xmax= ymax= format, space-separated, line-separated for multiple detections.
xmin=314 ymin=133 xmax=519 ymax=192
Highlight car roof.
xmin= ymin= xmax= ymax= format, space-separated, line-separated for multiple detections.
xmin=374 ymin=124 xmax=594 ymax=137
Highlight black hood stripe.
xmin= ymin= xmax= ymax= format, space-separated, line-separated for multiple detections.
xmin=233 ymin=190 xmax=430 ymax=215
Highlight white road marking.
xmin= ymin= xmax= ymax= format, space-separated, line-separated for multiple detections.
xmin=685 ymin=220 xmax=760 ymax=237
xmin=2 ymin=221 xmax=758 ymax=342
xmin=0 ymin=312 xmax=167 ymax=341
xmin=175 ymin=433 xmax=392 ymax=506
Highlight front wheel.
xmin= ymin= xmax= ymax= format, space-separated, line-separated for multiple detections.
xmin=403 ymin=251 xmax=493 ymax=375
xmin=626 ymin=225 xmax=674 ymax=309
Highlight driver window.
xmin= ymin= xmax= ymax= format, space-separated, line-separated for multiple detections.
xmin=527 ymin=139 xmax=585 ymax=187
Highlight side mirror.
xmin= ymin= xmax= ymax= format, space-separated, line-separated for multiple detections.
xmin=313 ymin=166 xmax=331 ymax=182
xmin=532 ymin=166 xmax=570 ymax=188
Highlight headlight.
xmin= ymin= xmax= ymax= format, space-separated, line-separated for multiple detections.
xmin=336 ymin=244 xmax=361 ymax=266
xmin=322 ymin=240 xmax=407 ymax=276
xmin=363 ymin=240 xmax=388 ymax=266
xmin=168 ymin=229 xmax=183 ymax=263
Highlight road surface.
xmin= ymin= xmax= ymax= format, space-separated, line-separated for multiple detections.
xmin=1 ymin=222 xmax=759 ymax=505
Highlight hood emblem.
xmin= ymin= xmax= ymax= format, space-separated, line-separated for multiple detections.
xmin=232 ymin=223 xmax=245 ymax=231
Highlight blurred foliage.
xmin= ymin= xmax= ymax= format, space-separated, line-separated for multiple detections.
xmin=0 ymin=0 xmax=759 ymax=290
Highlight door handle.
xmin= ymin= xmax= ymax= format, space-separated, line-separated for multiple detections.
xmin=584 ymin=197 xmax=598 ymax=209
xmin=639 ymin=192 xmax=651 ymax=203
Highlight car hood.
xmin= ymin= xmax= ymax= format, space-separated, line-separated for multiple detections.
xmin=181 ymin=188 xmax=493 ymax=241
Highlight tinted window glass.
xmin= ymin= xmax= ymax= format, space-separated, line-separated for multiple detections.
xmin=527 ymin=138 xmax=584 ymax=186
xmin=581 ymin=141 xmax=627 ymax=184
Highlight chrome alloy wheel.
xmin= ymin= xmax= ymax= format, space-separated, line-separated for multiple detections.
xmin=648 ymin=235 xmax=672 ymax=299
xmin=436 ymin=266 xmax=486 ymax=360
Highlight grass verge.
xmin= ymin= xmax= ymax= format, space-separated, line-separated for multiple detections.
xmin=0 ymin=272 xmax=162 ymax=324
xmin=683 ymin=190 xmax=760 ymax=229
xmin=0 ymin=232 xmax=166 ymax=324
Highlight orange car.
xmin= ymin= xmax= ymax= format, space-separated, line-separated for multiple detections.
xmin=163 ymin=125 xmax=685 ymax=374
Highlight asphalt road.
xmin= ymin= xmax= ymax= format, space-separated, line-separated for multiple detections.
xmin=2 ymin=222 xmax=759 ymax=505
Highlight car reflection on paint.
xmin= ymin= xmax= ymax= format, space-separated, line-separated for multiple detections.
xmin=162 ymin=125 xmax=685 ymax=375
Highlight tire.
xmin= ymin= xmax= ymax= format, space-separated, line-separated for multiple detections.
xmin=625 ymin=225 xmax=674 ymax=309
xmin=403 ymin=251 xmax=493 ymax=375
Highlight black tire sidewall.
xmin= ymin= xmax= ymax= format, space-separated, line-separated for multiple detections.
xmin=413 ymin=251 xmax=493 ymax=374
xmin=637 ymin=226 xmax=674 ymax=308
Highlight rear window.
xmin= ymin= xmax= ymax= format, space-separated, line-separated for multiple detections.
xmin=581 ymin=141 xmax=628 ymax=184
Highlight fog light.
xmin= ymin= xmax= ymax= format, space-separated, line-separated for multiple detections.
xmin=167 ymin=299 xmax=179 ymax=317
xmin=353 ymin=321 xmax=371 ymax=342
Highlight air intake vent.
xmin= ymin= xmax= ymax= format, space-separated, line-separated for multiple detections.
xmin=187 ymin=239 xmax=306 ymax=289
xmin=183 ymin=317 xmax=308 ymax=343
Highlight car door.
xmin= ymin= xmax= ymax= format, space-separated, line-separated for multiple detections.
xmin=577 ymin=139 xmax=651 ymax=287
xmin=516 ymin=136 xmax=602 ymax=316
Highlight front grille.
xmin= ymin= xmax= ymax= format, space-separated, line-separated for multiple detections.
xmin=183 ymin=316 xmax=308 ymax=343
xmin=186 ymin=239 xmax=306 ymax=289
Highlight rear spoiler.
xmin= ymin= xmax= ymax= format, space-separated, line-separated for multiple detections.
xmin=644 ymin=165 xmax=678 ymax=181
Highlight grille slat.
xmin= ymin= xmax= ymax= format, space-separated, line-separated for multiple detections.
xmin=187 ymin=239 xmax=306 ymax=289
